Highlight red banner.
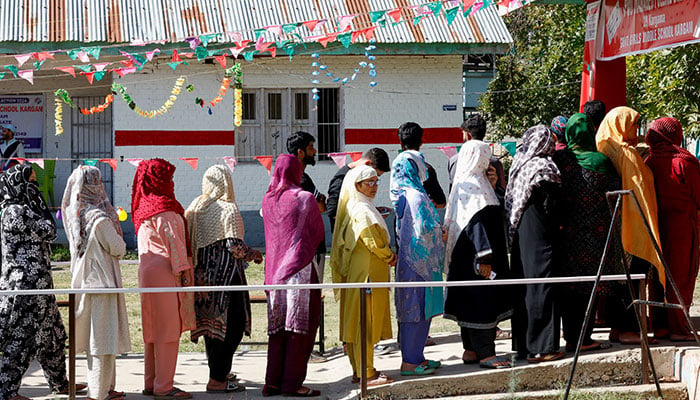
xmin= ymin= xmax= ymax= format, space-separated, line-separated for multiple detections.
xmin=600 ymin=0 xmax=700 ymax=60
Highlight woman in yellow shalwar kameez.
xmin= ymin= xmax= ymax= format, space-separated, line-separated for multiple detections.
xmin=331 ymin=165 xmax=397 ymax=386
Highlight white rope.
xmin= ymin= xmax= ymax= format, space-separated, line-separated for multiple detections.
xmin=0 ymin=274 xmax=646 ymax=296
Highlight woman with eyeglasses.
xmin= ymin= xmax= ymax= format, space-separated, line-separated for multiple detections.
xmin=331 ymin=165 xmax=397 ymax=386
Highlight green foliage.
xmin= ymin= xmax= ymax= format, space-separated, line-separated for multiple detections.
xmin=480 ymin=4 xmax=586 ymax=140
xmin=50 ymin=245 xmax=71 ymax=262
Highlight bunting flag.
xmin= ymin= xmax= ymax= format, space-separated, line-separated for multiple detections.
xmin=329 ymin=153 xmax=347 ymax=168
xmin=171 ymin=50 xmax=181 ymax=62
xmin=127 ymin=158 xmax=143 ymax=167
xmin=84 ymin=46 xmax=101 ymax=60
xmin=228 ymin=32 xmax=243 ymax=43
xmin=121 ymin=59 xmax=134 ymax=67
xmin=26 ymin=159 xmax=44 ymax=169
xmin=100 ymin=158 xmax=118 ymax=171
xmin=348 ymin=152 xmax=363 ymax=162
xmin=84 ymin=159 xmax=98 ymax=166
xmin=33 ymin=61 xmax=45 ymax=70
xmin=74 ymin=64 xmax=92 ymax=73
xmin=265 ymin=25 xmax=282 ymax=36
xmin=230 ymin=47 xmax=245 ymax=59
xmin=243 ymin=52 xmax=255 ymax=61
xmin=363 ymin=26 xmax=377 ymax=41
xmin=200 ymin=33 xmax=218 ymax=46
xmin=145 ymin=49 xmax=161 ymax=61
xmin=93 ymin=62 xmax=110 ymax=72
xmin=17 ymin=70 xmax=33 ymax=85
xmin=179 ymin=157 xmax=199 ymax=170
xmin=0 ymin=72 xmax=5 ymax=80
xmin=427 ymin=1 xmax=443 ymax=16
xmin=214 ymin=55 xmax=227 ymax=68
xmin=33 ymin=52 xmax=55 ymax=61
xmin=302 ymin=19 xmax=321 ymax=32
xmin=369 ymin=10 xmax=386 ymax=23
xmin=351 ymin=30 xmax=364 ymax=43
xmin=282 ymin=23 xmax=299 ymax=34
xmin=83 ymin=72 xmax=96 ymax=84
xmin=437 ymin=146 xmax=458 ymax=158
xmin=223 ymin=156 xmax=237 ymax=172
xmin=114 ymin=67 xmax=138 ymax=77
xmin=54 ymin=66 xmax=76 ymax=77
xmin=254 ymin=29 xmax=265 ymax=40
xmin=76 ymin=51 xmax=90 ymax=63
xmin=500 ymin=141 xmax=516 ymax=157
xmin=4 ymin=65 xmax=18 ymax=78
xmin=266 ymin=47 xmax=277 ymax=58
xmin=185 ymin=36 xmax=202 ymax=50
xmin=445 ymin=6 xmax=460 ymax=25
xmin=317 ymin=33 xmax=338 ymax=48
xmin=386 ymin=8 xmax=403 ymax=23
xmin=254 ymin=156 xmax=273 ymax=175
xmin=338 ymin=15 xmax=355 ymax=31
xmin=235 ymin=40 xmax=251 ymax=50
xmin=337 ymin=32 xmax=353 ymax=48
xmin=14 ymin=54 xmax=31 ymax=67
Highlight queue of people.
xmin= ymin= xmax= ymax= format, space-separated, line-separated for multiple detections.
xmin=0 ymin=102 xmax=699 ymax=399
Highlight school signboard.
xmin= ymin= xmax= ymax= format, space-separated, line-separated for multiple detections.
xmin=0 ymin=95 xmax=45 ymax=152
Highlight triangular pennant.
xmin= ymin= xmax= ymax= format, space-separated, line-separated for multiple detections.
xmin=284 ymin=44 xmax=296 ymax=59
xmin=115 ymin=67 xmax=137 ymax=77
xmin=254 ymin=156 xmax=273 ymax=175
xmin=437 ymin=146 xmax=458 ymax=159
xmin=33 ymin=52 xmax=54 ymax=61
xmin=121 ymin=59 xmax=134 ymax=68
xmin=230 ymin=47 xmax=244 ymax=59
xmin=351 ymin=30 xmax=364 ymax=43
xmin=181 ymin=52 xmax=195 ymax=58
xmin=200 ymin=33 xmax=218 ymax=47
xmin=463 ymin=0 xmax=477 ymax=10
xmin=282 ymin=23 xmax=299 ymax=34
xmin=266 ymin=47 xmax=277 ymax=58
xmin=127 ymin=158 xmax=143 ymax=167
xmin=214 ymin=55 xmax=227 ymax=68
xmin=32 ymin=61 xmax=45 ymax=70
xmin=14 ymin=54 xmax=31 ymax=67
xmin=171 ymin=49 xmax=181 ymax=62
xmin=4 ymin=65 xmax=18 ymax=77
xmin=329 ymin=153 xmax=347 ymax=168
xmin=254 ymin=29 xmax=265 ymax=40
xmin=414 ymin=15 xmax=426 ymax=25
xmin=235 ymin=40 xmax=251 ymax=50
xmin=76 ymin=51 xmax=90 ymax=63
xmin=265 ymin=25 xmax=282 ymax=36
xmin=445 ymin=6 xmax=460 ymax=25
xmin=386 ymin=8 xmax=402 ymax=23
xmin=67 ymin=49 xmax=81 ymax=60
xmin=179 ymin=157 xmax=199 ymax=170
xmin=500 ymin=141 xmax=516 ymax=157
xmin=223 ymin=156 xmax=237 ymax=172
xmin=84 ymin=159 xmax=98 ymax=166
xmin=54 ymin=66 xmax=76 ymax=77
xmin=275 ymin=39 xmax=291 ymax=49
xmin=83 ymin=71 xmax=96 ymax=84
xmin=369 ymin=10 xmax=386 ymax=23
xmin=132 ymin=54 xmax=147 ymax=66
xmin=228 ymin=32 xmax=243 ymax=43
xmin=0 ymin=72 xmax=5 ymax=80
xmin=302 ymin=20 xmax=321 ymax=32
xmin=337 ymin=32 xmax=353 ymax=48
xmin=338 ymin=15 xmax=355 ymax=32
xmin=363 ymin=26 xmax=377 ymax=41
xmin=427 ymin=1 xmax=443 ymax=16
xmin=74 ymin=64 xmax=92 ymax=73
xmin=100 ymin=158 xmax=118 ymax=171
xmin=185 ymin=36 xmax=202 ymax=50
xmin=195 ymin=46 xmax=209 ymax=61
xmin=84 ymin=46 xmax=101 ymax=60
xmin=93 ymin=71 xmax=106 ymax=82
xmin=93 ymin=62 xmax=110 ymax=72
xmin=26 ymin=159 xmax=44 ymax=169
xmin=243 ymin=52 xmax=255 ymax=61
xmin=317 ymin=33 xmax=338 ymax=48
xmin=348 ymin=152 xmax=363 ymax=162
xmin=17 ymin=70 xmax=33 ymax=85
xmin=145 ymin=49 xmax=160 ymax=61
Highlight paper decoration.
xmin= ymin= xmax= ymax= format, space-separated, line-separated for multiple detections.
xmin=18 ymin=70 xmax=34 ymax=85
xmin=100 ymin=158 xmax=118 ymax=171
xmin=114 ymin=67 xmax=138 ymax=77
xmin=0 ymin=72 xmax=5 ymax=80
xmin=4 ymin=65 xmax=18 ymax=77
xmin=200 ymin=33 xmax=218 ymax=46
xmin=77 ymin=51 xmax=90 ymax=63
xmin=54 ymin=94 xmax=65 ymax=135
xmin=117 ymin=207 xmax=128 ymax=221
xmin=282 ymin=23 xmax=300 ymax=34
xmin=185 ymin=37 xmax=202 ymax=50
xmin=223 ymin=156 xmax=237 ymax=172
xmin=338 ymin=15 xmax=355 ymax=32
xmin=127 ymin=159 xmax=143 ymax=167
xmin=437 ymin=146 xmax=458 ymax=158
xmin=310 ymin=40 xmax=377 ymax=100
xmin=302 ymin=20 xmax=321 ymax=32
xmin=179 ymin=157 xmax=199 ymax=170
xmin=337 ymin=32 xmax=353 ymax=48
xmin=243 ymin=52 xmax=255 ymax=61
xmin=33 ymin=52 xmax=54 ymax=61
xmin=369 ymin=10 xmax=386 ymax=23
xmin=329 ymin=153 xmax=347 ymax=168
xmin=348 ymin=152 xmax=363 ymax=162
xmin=445 ymin=6 xmax=460 ymax=25
xmin=214 ymin=55 xmax=227 ymax=68
xmin=26 ymin=159 xmax=44 ymax=169
xmin=205 ymin=68 xmax=232 ymax=107
xmin=232 ymin=63 xmax=243 ymax=127
xmin=145 ymin=49 xmax=160 ymax=61
xmin=230 ymin=47 xmax=245 ymax=59
xmin=113 ymin=76 xmax=185 ymax=118
xmin=386 ymin=8 xmax=403 ymax=23
xmin=500 ymin=141 xmax=516 ymax=157
xmin=265 ymin=25 xmax=282 ymax=36
xmin=33 ymin=61 xmax=45 ymax=70
xmin=228 ymin=32 xmax=243 ymax=43
xmin=14 ymin=54 xmax=31 ymax=67
xmin=427 ymin=1 xmax=443 ymax=16
xmin=54 ymin=66 xmax=76 ymax=77
xmin=84 ymin=159 xmax=98 ymax=166
xmin=254 ymin=156 xmax=273 ymax=175
xmin=80 ymin=94 xmax=113 ymax=115
xmin=74 ymin=64 xmax=92 ymax=73
xmin=93 ymin=62 xmax=110 ymax=72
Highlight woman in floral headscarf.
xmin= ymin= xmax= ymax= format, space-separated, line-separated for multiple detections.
xmin=62 ymin=166 xmax=130 ymax=400
xmin=0 ymin=164 xmax=75 ymax=400
xmin=185 ymin=165 xmax=261 ymax=393
xmin=645 ymin=117 xmax=700 ymax=341
xmin=132 ymin=159 xmax=194 ymax=400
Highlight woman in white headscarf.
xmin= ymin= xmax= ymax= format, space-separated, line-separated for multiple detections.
xmin=62 ymin=166 xmax=131 ymax=400
xmin=331 ymin=165 xmax=396 ymax=386
xmin=185 ymin=164 xmax=261 ymax=393
xmin=443 ymin=141 xmax=512 ymax=369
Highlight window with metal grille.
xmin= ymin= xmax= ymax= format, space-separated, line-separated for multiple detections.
xmin=242 ymin=92 xmax=256 ymax=120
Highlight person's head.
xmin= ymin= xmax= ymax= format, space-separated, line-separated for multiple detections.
xmin=397 ymin=122 xmax=423 ymax=151
xmin=286 ymin=131 xmax=317 ymax=167
xmin=565 ymin=113 xmax=595 ymax=151
xmin=583 ymin=100 xmax=606 ymax=130
xmin=362 ymin=147 xmax=390 ymax=176
xmin=461 ymin=114 xmax=487 ymax=142
xmin=1 ymin=124 xmax=16 ymax=141
xmin=354 ymin=165 xmax=379 ymax=199
xmin=550 ymin=116 xmax=568 ymax=143
xmin=600 ymin=106 xmax=640 ymax=146
xmin=646 ymin=117 xmax=683 ymax=148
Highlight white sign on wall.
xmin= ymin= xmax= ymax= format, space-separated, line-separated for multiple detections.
xmin=0 ymin=95 xmax=45 ymax=153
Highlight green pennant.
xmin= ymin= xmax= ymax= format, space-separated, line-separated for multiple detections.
xmin=67 ymin=49 xmax=81 ymax=60
xmin=426 ymin=1 xmax=443 ymax=16
xmin=200 ymin=33 xmax=218 ymax=47
xmin=74 ymin=64 xmax=92 ymax=73
xmin=3 ymin=65 xmax=18 ymax=78
xmin=463 ymin=6 xmax=473 ymax=16
xmin=501 ymin=141 xmax=516 ymax=157
xmin=83 ymin=46 xmax=101 ymax=60
xmin=94 ymin=71 xmax=106 ymax=81
xmin=369 ymin=10 xmax=386 ymax=23
xmin=293 ymin=34 xmax=308 ymax=49
xmin=337 ymin=32 xmax=352 ymax=48
xmin=378 ymin=19 xmax=387 ymax=28
xmin=483 ymin=0 xmax=494 ymax=8
xmin=456 ymin=145 xmax=462 ymax=153
xmin=254 ymin=29 xmax=265 ymax=40
xmin=132 ymin=54 xmax=147 ymax=66
xmin=207 ymin=49 xmax=222 ymax=57
xmin=84 ymin=159 xmax=98 ymax=166
xmin=195 ymin=46 xmax=209 ymax=61
xmin=282 ymin=23 xmax=299 ymax=34
xmin=413 ymin=15 xmax=425 ymax=26
xmin=33 ymin=61 xmax=45 ymax=70
xmin=0 ymin=72 xmax=5 ymax=80
xmin=243 ymin=52 xmax=255 ymax=61
xmin=167 ymin=62 xmax=180 ymax=71
xmin=275 ymin=39 xmax=291 ymax=49
xmin=284 ymin=44 xmax=296 ymax=59
xmin=445 ymin=6 xmax=459 ymax=25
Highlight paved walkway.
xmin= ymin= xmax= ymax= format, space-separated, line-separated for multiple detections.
xmin=17 ymin=330 xmax=699 ymax=400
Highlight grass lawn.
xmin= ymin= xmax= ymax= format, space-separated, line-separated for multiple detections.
xmin=51 ymin=257 xmax=458 ymax=354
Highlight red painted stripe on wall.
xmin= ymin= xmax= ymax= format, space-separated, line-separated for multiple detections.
xmin=115 ymin=130 xmax=235 ymax=146
xmin=345 ymin=127 xmax=462 ymax=145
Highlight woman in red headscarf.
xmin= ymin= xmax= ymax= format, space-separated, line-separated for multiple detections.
xmin=645 ymin=118 xmax=700 ymax=341
xmin=132 ymin=159 xmax=195 ymax=399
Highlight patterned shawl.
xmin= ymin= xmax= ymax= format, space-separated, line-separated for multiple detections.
xmin=596 ymin=106 xmax=665 ymax=286
xmin=566 ymin=113 xmax=615 ymax=174
xmin=0 ymin=164 xmax=51 ymax=219
xmin=444 ymin=141 xmax=499 ymax=270
xmin=185 ymin=164 xmax=245 ymax=263
xmin=646 ymin=117 xmax=698 ymax=164
xmin=62 ymin=166 xmax=121 ymax=259
xmin=505 ymin=125 xmax=561 ymax=243
xmin=389 ymin=150 xmax=427 ymax=205
xmin=131 ymin=158 xmax=185 ymax=235
xmin=262 ymin=154 xmax=324 ymax=285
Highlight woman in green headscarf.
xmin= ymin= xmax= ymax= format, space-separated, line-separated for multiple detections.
xmin=553 ymin=113 xmax=624 ymax=351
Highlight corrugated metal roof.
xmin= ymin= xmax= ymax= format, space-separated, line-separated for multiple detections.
xmin=0 ymin=0 xmax=512 ymax=45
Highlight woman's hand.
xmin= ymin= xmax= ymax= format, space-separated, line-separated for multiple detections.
xmin=478 ymin=264 xmax=492 ymax=279
xmin=181 ymin=268 xmax=195 ymax=287
xmin=388 ymin=254 xmax=397 ymax=267
xmin=247 ymin=249 xmax=263 ymax=264
xmin=441 ymin=227 xmax=448 ymax=243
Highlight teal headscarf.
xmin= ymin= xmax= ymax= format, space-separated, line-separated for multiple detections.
xmin=565 ymin=113 xmax=615 ymax=175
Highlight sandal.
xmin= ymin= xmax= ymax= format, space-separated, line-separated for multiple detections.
xmin=106 ymin=391 xmax=126 ymax=400
xmin=350 ymin=375 xmax=360 ymax=384
xmin=527 ymin=352 xmax=565 ymax=363
xmin=423 ymin=360 xmax=441 ymax=369
xmin=400 ymin=364 xmax=436 ymax=376
xmin=670 ymin=334 xmax=697 ymax=342
xmin=367 ymin=372 xmax=394 ymax=387
xmin=566 ymin=341 xmax=612 ymax=352
xmin=153 ymin=387 xmax=191 ymax=400
xmin=285 ymin=387 xmax=321 ymax=397
xmin=262 ymin=385 xmax=282 ymax=397
xmin=56 ymin=383 xmax=88 ymax=395
xmin=496 ymin=328 xmax=513 ymax=340
xmin=207 ymin=380 xmax=246 ymax=393
xmin=479 ymin=355 xmax=512 ymax=369
xmin=142 ymin=389 xmax=154 ymax=396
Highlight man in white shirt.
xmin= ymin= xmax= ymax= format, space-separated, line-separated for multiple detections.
xmin=0 ymin=124 xmax=25 ymax=171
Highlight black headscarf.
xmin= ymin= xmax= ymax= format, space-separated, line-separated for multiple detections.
xmin=0 ymin=164 xmax=52 ymax=220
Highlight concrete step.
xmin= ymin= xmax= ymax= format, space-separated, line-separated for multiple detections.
xmin=426 ymin=383 xmax=688 ymax=400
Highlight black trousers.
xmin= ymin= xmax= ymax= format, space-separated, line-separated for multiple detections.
xmin=461 ymin=327 xmax=496 ymax=360
xmin=204 ymin=291 xmax=247 ymax=382
xmin=561 ymin=291 xmax=597 ymax=346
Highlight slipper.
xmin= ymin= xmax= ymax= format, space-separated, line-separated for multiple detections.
xmin=425 ymin=337 xmax=437 ymax=346
xmin=351 ymin=375 xmax=360 ymax=384
xmin=400 ymin=364 xmax=435 ymax=376
xmin=425 ymin=359 xmax=441 ymax=369
xmin=285 ymin=387 xmax=320 ymax=397
xmin=527 ymin=352 xmax=565 ymax=363
xmin=496 ymin=329 xmax=512 ymax=340
xmin=207 ymin=380 xmax=245 ymax=393
xmin=9 ymin=395 xmax=30 ymax=400
xmin=153 ymin=388 xmax=191 ymax=400
xmin=670 ymin=334 xmax=697 ymax=342
xmin=367 ymin=373 xmax=394 ymax=387
xmin=106 ymin=391 xmax=126 ymax=400
xmin=56 ymin=383 xmax=88 ymax=395
xmin=566 ymin=341 xmax=611 ymax=352
xmin=142 ymin=389 xmax=154 ymax=396
xmin=462 ymin=358 xmax=478 ymax=365
xmin=226 ymin=373 xmax=238 ymax=381
xmin=479 ymin=356 xmax=512 ymax=369
xmin=262 ymin=385 xmax=282 ymax=397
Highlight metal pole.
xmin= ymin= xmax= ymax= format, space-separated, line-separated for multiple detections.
xmin=640 ymin=278 xmax=649 ymax=385
xmin=69 ymin=293 xmax=76 ymax=400
xmin=359 ymin=287 xmax=369 ymax=399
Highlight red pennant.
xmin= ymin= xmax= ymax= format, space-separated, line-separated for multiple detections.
xmin=363 ymin=26 xmax=377 ymax=41
xmin=179 ymin=157 xmax=199 ymax=170
xmin=33 ymin=52 xmax=54 ymax=61
xmin=266 ymin=47 xmax=277 ymax=58
xmin=214 ymin=55 xmax=227 ymax=68
xmin=386 ymin=8 xmax=402 ymax=23
xmin=171 ymin=50 xmax=181 ymax=62
xmin=254 ymin=156 xmax=274 ymax=175
xmin=120 ymin=59 xmax=134 ymax=67
xmin=348 ymin=152 xmax=363 ymax=162
xmin=54 ymin=66 xmax=76 ymax=77
xmin=351 ymin=30 xmax=363 ymax=43
xmin=181 ymin=52 xmax=194 ymax=58
xmin=317 ymin=33 xmax=338 ymax=48
xmin=83 ymin=72 xmax=95 ymax=84
xmin=235 ymin=40 xmax=252 ymax=50
xmin=302 ymin=20 xmax=321 ymax=32
xmin=99 ymin=158 xmax=118 ymax=171
xmin=464 ymin=0 xmax=477 ymax=9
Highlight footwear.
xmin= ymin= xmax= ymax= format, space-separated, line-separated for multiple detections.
xmin=462 ymin=358 xmax=478 ymax=365
xmin=462 ymin=350 xmax=478 ymax=364
xmin=226 ymin=373 xmax=238 ymax=381
xmin=9 ymin=395 xmax=30 ymax=400
xmin=106 ymin=390 xmax=126 ymax=400
xmin=566 ymin=341 xmax=602 ymax=352
xmin=425 ymin=336 xmax=436 ymax=346
xmin=285 ymin=387 xmax=321 ymax=397
xmin=619 ymin=332 xmax=658 ymax=345
xmin=142 ymin=389 xmax=154 ymax=396
xmin=350 ymin=375 xmax=360 ymax=384
xmin=424 ymin=360 xmax=441 ymax=369
xmin=262 ymin=385 xmax=282 ymax=397
xmin=495 ymin=329 xmax=512 ymax=340
xmin=400 ymin=364 xmax=435 ymax=376
xmin=527 ymin=352 xmax=565 ymax=363
xmin=153 ymin=387 xmax=192 ymax=400
xmin=207 ymin=380 xmax=245 ymax=393
xmin=375 ymin=343 xmax=396 ymax=355
xmin=670 ymin=334 xmax=697 ymax=342
xmin=56 ymin=383 xmax=88 ymax=395
xmin=366 ymin=372 xmax=394 ymax=387
xmin=609 ymin=328 xmax=620 ymax=343
xmin=479 ymin=356 xmax=512 ymax=369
